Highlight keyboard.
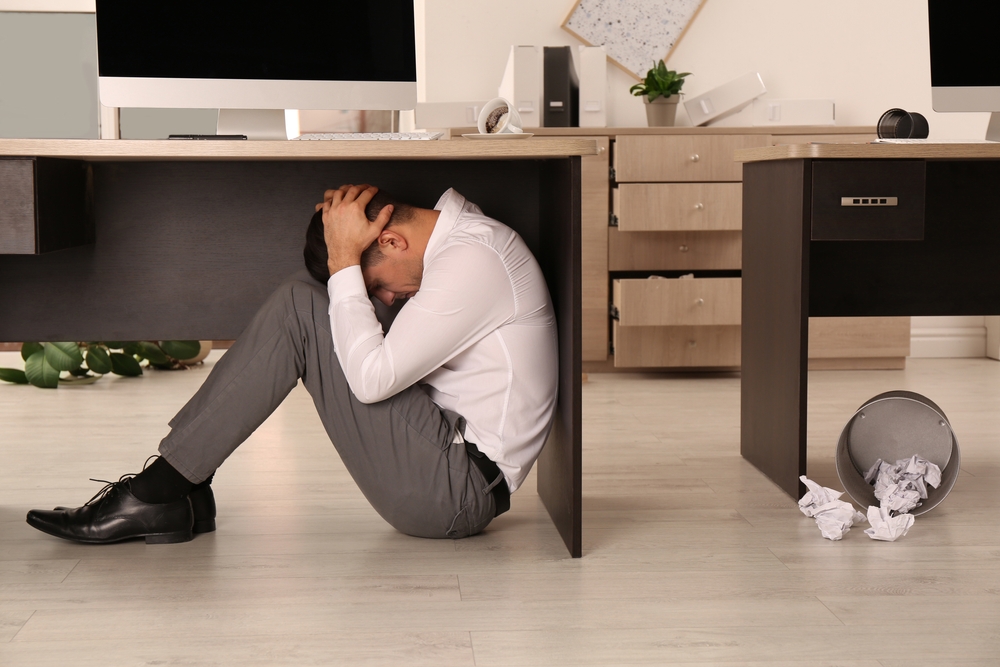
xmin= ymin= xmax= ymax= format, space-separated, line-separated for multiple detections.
xmin=872 ymin=138 xmax=929 ymax=144
xmin=293 ymin=131 xmax=443 ymax=141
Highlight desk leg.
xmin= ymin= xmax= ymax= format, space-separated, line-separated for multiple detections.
xmin=537 ymin=158 xmax=583 ymax=557
xmin=741 ymin=160 xmax=810 ymax=499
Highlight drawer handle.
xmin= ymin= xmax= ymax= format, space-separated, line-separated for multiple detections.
xmin=695 ymin=298 xmax=705 ymax=306
xmin=690 ymin=154 xmax=700 ymax=162
xmin=679 ymin=245 xmax=690 ymax=253
xmin=694 ymin=202 xmax=705 ymax=211
xmin=688 ymin=340 xmax=698 ymax=348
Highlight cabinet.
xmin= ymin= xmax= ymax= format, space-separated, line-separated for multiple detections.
xmin=456 ymin=126 xmax=910 ymax=371
xmin=604 ymin=127 xmax=908 ymax=371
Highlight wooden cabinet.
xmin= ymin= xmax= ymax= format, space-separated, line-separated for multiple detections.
xmin=455 ymin=125 xmax=910 ymax=371
xmin=603 ymin=127 xmax=909 ymax=370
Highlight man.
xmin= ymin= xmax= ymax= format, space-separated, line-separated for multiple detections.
xmin=26 ymin=185 xmax=558 ymax=543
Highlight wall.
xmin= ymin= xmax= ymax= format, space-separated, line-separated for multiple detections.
xmin=0 ymin=11 xmax=99 ymax=138
xmin=0 ymin=1 xmax=991 ymax=355
xmin=419 ymin=0 xmax=990 ymax=357
xmin=420 ymin=0 xmax=988 ymax=139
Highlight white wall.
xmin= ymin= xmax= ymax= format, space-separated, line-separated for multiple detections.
xmin=420 ymin=0 xmax=989 ymax=139
xmin=419 ymin=0 xmax=992 ymax=357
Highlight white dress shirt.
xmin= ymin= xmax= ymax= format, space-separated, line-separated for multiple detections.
xmin=326 ymin=189 xmax=558 ymax=492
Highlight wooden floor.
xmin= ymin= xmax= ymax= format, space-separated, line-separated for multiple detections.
xmin=1 ymin=351 xmax=999 ymax=666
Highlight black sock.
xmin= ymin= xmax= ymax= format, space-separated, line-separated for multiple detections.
xmin=129 ymin=457 xmax=196 ymax=504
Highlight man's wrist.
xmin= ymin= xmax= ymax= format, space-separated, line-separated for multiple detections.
xmin=328 ymin=255 xmax=360 ymax=275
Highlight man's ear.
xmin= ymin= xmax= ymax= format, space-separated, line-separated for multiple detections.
xmin=377 ymin=230 xmax=408 ymax=255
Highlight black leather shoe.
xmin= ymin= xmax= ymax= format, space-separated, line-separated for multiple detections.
xmin=188 ymin=485 xmax=216 ymax=534
xmin=53 ymin=484 xmax=216 ymax=534
xmin=27 ymin=480 xmax=193 ymax=544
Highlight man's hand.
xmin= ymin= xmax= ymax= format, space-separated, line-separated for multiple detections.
xmin=320 ymin=184 xmax=393 ymax=275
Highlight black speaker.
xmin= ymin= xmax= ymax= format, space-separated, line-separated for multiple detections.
xmin=543 ymin=46 xmax=579 ymax=127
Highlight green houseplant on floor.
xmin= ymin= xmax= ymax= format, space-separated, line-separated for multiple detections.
xmin=630 ymin=60 xmax=691 ymax=127
xmin=0 ymin=340 xmax=209 ymax=388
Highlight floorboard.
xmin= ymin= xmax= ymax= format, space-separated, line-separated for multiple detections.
xmin=1 ymin=351 xmax=998 ymax=665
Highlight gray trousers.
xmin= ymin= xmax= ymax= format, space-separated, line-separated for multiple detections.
xmin=158 ymin=272 xmax=496 ymax=539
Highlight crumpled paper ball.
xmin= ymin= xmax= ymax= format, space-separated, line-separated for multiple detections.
xmin=798 ymin=476 xmax=867 ymax=541
xmin=864 ymin=455 xmax=943 ymax=515
xmin=864 ymin=505 xmax=915 ymax=541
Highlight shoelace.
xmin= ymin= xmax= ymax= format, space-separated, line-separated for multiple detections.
xmin=82 ymin=455 xmax=160 ymax=508
xmin=82 ymin=474 xmax=135 ymax=508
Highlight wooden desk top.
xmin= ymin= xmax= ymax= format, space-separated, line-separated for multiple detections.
xmin=0 ymin=137 xmax=598 ymax=161
xmin=736 ymin=141 xmax=1000 ymax=162
xmin=450 ymin=125 xmax=875 ymax=137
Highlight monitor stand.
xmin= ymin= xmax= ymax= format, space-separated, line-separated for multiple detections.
xmin=217 ymin=109 xmax=288 ymax=140
xmin=987 ymin=112 xmax=1000 ymax=142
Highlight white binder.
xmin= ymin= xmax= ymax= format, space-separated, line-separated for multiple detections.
xmin=498 ymin=46 xmax=542 ymax=129
xmin=577 ymin=46 xmax=607 ymax=128
xmin=683 ymin=72 xmax=767 ymax=127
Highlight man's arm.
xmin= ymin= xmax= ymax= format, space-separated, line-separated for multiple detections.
xmin=330 ymin=242 xmax=517 ymax=404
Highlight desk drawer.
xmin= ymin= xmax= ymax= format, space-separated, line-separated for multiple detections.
xmin=609 ymin=229 xmax=741 ymax=271
xmin=614 ymin=134 xmax=769 ymax=182
xmin=613 ymin=277 xmax=741 ymax=326
xmin=811 ymin=160 xmax=926 ymax=240
xmin=0 ymin=158 xmax=92 ymax=254
xmin=614 ymin=183 xmax=742 ymax=231
xmin=613 ymin=323 xmax=741 ymax=367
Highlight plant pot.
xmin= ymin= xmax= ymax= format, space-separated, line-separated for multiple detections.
xmin=644 ymin=94 xmax=680 ymax=127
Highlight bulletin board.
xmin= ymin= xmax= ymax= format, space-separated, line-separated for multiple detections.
xmin=561 ymin=0 xmax=707 ymax=78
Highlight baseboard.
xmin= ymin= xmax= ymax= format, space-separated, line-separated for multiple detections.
xmin=809 ymin=357 xmax=906 ymax=371
xmin=910 ymin=317 xmax=986 ymax=358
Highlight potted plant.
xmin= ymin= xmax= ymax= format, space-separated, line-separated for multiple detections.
xmin=630 ymin=61 xmax=691 ymax=127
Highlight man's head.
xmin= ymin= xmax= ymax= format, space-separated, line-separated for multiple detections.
xmin=303 ymin=190 xmax=427 ymax=306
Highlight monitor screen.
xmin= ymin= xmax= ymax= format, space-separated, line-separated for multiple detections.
xmin=928 ymin=1 xmax=1000 ymax=88
xmin=928 ymin=0 xmax=1000 ymax=112
xmin=96 ymin=0 xmax=417 ymax=111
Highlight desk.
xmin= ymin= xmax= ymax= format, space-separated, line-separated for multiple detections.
xmin=0 ymin=137 xmax=597 ymax=557
xmin=735 ymin=142 xmax=1000 ymax=498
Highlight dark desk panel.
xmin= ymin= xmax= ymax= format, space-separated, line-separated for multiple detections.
xmin=742 ymin=156 xmax=1000 ymax=499
xmin=0 ymin=154 xmax=583 ymax=557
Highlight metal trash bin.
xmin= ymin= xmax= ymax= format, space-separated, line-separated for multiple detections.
xmin=835 ymin=391 xmax=960 ymax=515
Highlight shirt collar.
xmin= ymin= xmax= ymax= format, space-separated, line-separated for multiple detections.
xmin=424 ymin=188 xmax=465 ymax=264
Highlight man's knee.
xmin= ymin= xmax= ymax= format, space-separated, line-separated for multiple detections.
xmin=270 ymin=271 xmax=330 ymax=313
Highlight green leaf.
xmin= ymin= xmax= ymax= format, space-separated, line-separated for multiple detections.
xmin=43 ymin=342 xmax=84 ymax=372
xmin=85 ymin=345 xmax=112 ymax=375
xmin=103 ymin=342 xmax=127 ymax=350
xmin=25 ymin=350 xmax=60 ymax=388
xmin=159 ymin=340 xmax=201 ymax=361
xmin=135 ymin=341 xmax=169 ymax=365
xmin=59 ymin=374 xmax=101 ymax=386
xmin=0 ymin=368 xmax=28 ymax=384
xmin=635 ymin=60 xmax=689 ymax=101
xmin=122 ymin=343 xmax=140 ymax=357
xmin=110 ymin=352 xmax=143 ymax=377
xmin=21 ymin=342 xmax=42 ymax=361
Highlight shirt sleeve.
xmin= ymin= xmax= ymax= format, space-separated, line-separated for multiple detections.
xmin=327 ymin=242 xmax=516 ymax=404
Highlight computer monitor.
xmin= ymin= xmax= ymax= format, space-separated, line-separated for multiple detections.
xmin=928 ymin=0 xmax=1000 ymax=141
xmin=95 ymin=1 xmax=417 ymax=139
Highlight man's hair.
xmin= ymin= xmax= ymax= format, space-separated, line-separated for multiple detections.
xmin=303 ymin=190 xmax=415 ymax=284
